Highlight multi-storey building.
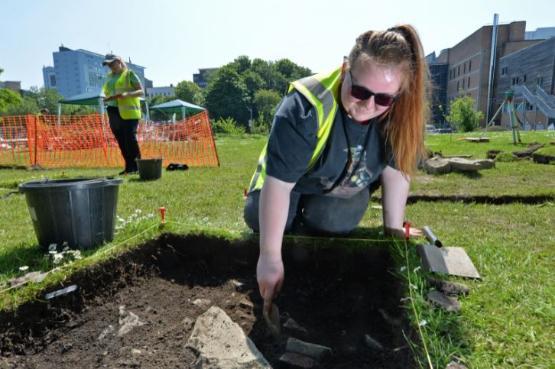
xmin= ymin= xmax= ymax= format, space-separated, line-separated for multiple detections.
xmin=42 ymin=46 xmax=146 ymax=98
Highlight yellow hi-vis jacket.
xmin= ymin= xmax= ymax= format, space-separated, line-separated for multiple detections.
xmin=102 ymin=69 xmax=142 ymax=120
xmin=248 ymin=67 xmax=342 ymax=192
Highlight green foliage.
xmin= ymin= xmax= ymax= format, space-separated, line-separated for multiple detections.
xmin=250 ymin=116 xmax=271 ymax=134
xmin=495 ymin=152 xmax=519 ymax=162
xmin=211 ymin=117 xmax=246 ymax=135
xmin=254 ymin=89 xmax=280 ymax=125
xmin=204 ymin=66 xmax=250 ymax=124
xmin=0 ymin=87 xmax=91 ymax=116
xmin=446 ymin=96 xmax=483 ymax=132
xmin=0 ymin=88 xmax=22 ymax=113
xmin=174 ymin=80 xmax=204 ymax=106
xmin=204 ymin=56 xmax=310 ymax=127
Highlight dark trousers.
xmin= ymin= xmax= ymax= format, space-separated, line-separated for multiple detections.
xmin=244 ymin=184 xmax=379 ymax=235
xmin=107 ymin=106 xmax=141 ymax=172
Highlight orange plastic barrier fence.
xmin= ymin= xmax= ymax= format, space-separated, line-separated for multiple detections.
xmin=0 ymin=111 xmax=219 ymax=168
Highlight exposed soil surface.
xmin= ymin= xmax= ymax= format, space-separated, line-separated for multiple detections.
xmin=0 ymin=234 xmax=413 ymax=368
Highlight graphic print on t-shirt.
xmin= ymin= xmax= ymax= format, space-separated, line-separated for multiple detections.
xmin=326 ymin=144 xmax=373 ymax=198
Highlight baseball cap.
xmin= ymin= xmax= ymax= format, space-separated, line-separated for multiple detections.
xmin=102 ymin=54 xmax=122 ymax=66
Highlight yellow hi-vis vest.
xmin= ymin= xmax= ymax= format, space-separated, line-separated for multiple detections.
xmin=248 ymin=67 xmax=342 ymax=192
xmin=103 ymin=69 xmax=142 ymax=120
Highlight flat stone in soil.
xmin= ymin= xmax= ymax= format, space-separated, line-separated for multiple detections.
xmin=279 ymin=352 xmax=317 ymax=369
xmin=286 ymin=337 xmax=332 ymax=361
xmin=427 ymin=290 xmax=461 ymax=312
xmin=185 ymin=306 xmax=271 ymax=369
xmin=427 ymin=277 xmax=470 ymax=296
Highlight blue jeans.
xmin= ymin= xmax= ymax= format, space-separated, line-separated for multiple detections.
xmin=244 ymin=185 xmax=377 ymax=235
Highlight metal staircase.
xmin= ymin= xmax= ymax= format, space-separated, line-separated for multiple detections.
xmin=512 ymin=84 xmax=555 ymax=118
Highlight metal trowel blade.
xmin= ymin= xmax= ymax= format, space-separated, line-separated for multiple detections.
xmin=263 ymin=303 xmax=281 ymax=336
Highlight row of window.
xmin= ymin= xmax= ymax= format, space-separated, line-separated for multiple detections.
xmin=449 ymin=60 xmax=472 ymax=80
xmin=456 ymin=77 xmax=472 ymax=90
xmin=510 ymin=75 xmax=544 ymax=86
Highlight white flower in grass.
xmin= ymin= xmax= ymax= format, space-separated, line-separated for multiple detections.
xmin=48 ymin=243 xmax=58 ymax=252
xmin=53 ymin=253 xmax=64 ymax=265
xmin=413 ymin=266 xmax=421 ymax=273
xmin=19 ymin=266 xmax=29 ymax=272
xmin=399 ymin=266 xmax=407 ymax=272
xmin=418 ymin=320 xmax=428 ymax=327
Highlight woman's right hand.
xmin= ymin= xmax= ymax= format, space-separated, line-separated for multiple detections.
xmin=256 ymin=255 xmax=284 ymax=310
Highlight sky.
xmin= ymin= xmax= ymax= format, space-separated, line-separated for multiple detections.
xmin=0 ymin=0 xmax=553 ymax=89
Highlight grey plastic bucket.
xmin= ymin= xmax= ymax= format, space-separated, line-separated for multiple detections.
xmin=18 ymin=178 xmax=123 ymax=250
xmin=136 ymin=158 xmax=162 ymax=181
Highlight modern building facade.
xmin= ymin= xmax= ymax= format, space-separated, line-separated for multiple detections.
xmin=525 ymin=27 xmax=555 ymax=40
xmin=193 ymin=68 xmax=218 ymax=88
xmin=42 ymin=46 xmax=146 ymax=98
xmin=426 ymin=52 xmax=449 ymax=125
xmin=146 ymin=85 xmax=175 ymax=98
xmin=496 ymin=37 xmax=555 ymax=127
xmin=0 ymin=80 xmax=21 ymax=93
xmin=435 ymin=20 xmax=542 ymax=125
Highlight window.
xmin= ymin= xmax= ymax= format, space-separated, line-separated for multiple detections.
xmin=462 ymin=79 xmax=465 ymax=89
xmin=468 ymin=77 xmax=471 ymax=88
xmin=523 ymin=74 xmax=527 ymax=82
xmin=457 ymin=81 xmax=460 ymax=90
xmin=469 ymin=60 xmax=472 ymax=72
xmin=463 ymin=63 xmax=466 ymax=74
xmin=458 ymin=65 xmax=460 ymax=76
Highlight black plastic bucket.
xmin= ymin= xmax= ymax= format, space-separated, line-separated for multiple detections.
xmin=19 ymin=178 xmax=123 ymax=250
xmin=136 ymin=158 xmax=162 ymax=181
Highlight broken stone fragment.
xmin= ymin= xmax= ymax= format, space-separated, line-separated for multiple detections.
xmin=118 ymin=306 xmax=145 ymax=336
xmin=283 ymin=317 xmax=309 ymax=336
xmin=191 ymin=298 xmax=212 ymax=309
xmin=447 ymin=157 xmax=495 ymax=172
xmin=363 ymin=334 xmax=384 ymax=351
xmin=238 ymin=298 xmax=254 ymax=310
xmin=8 ymin=271 xmax=49 ymax=287
xmin=378 ymin=308 xmax=402 ymax=327
xmin=427 ymin=277 xmax=470 ymax=296
xmin=279 ymin=352 xmax=317 ymax=369
xmin=423 ymin=157 xmax=494 ymax=174
xmin=286 ymin=337 xmax=332 ymax=361
xmin=446 ymin=361 xmax=468 ymax=369
xmin=186 ymin=306 xmax=271 ymax=369
xmin=427 ymin=290 xmax=461 ymax=312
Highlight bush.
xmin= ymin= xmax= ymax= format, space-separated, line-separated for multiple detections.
xmin=250 ymin=116 xmax=271 ymax=134
xmin=446 ymin=96 xmax=483 ymax=132
xmin=211 ymin=117 xmax=246 ymax=135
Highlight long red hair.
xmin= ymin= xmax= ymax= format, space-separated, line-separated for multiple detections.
xmin=348 ymin=25 xmax=429 ymax=175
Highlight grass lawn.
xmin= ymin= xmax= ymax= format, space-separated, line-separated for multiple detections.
xmin=0 ymin=131 xmax=554 ymax=368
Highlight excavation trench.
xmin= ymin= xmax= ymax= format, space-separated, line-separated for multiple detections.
xmin=0 ymin=234 xmax=414 ymax=369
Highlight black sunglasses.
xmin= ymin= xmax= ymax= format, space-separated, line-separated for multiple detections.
xmin=348 ymin=70 xmax=397 ymax=107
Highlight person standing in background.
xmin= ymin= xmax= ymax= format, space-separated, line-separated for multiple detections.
xmin=102 ymin=54 xmax=144 ymax=174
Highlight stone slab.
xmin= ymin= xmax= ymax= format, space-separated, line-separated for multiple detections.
xmin=186 ymin=306 xmax=271 ymax=369
xmin=417 ymin=244 xmax=480 ymax=279
xmin=427 ymin=290 xmax=461 ymax=312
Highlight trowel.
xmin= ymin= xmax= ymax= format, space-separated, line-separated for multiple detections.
xmin=263 ymin=302 xmax=281 ymax=337
xmin=417 ymin=226 xmax=481 ymax=279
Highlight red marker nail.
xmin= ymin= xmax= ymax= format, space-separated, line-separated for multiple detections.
xmin=159 ymin=207 xmax=166 ymax=224
xmin=403 ymin=221 xmax=411 ymax=240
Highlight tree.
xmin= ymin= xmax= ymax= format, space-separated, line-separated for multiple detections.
xmin=204 ymin=66 xmax=250 ymax=124
xmin=174 ymin=80 xmax=204 ymax=106
xmin=0 ymin=88 xmax=22 ymax=114
xmin=446 ymin=96 xmax=483 ymax=132
xmin=254 ymin=89 xmax=281 ymax=124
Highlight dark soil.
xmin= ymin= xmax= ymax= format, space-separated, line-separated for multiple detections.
xmin=0 ymin=234 xmax=414 ymax=369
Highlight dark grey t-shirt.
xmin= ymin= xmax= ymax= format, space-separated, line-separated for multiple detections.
xmin=266 ymin=91 xmax=395 ymax=198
